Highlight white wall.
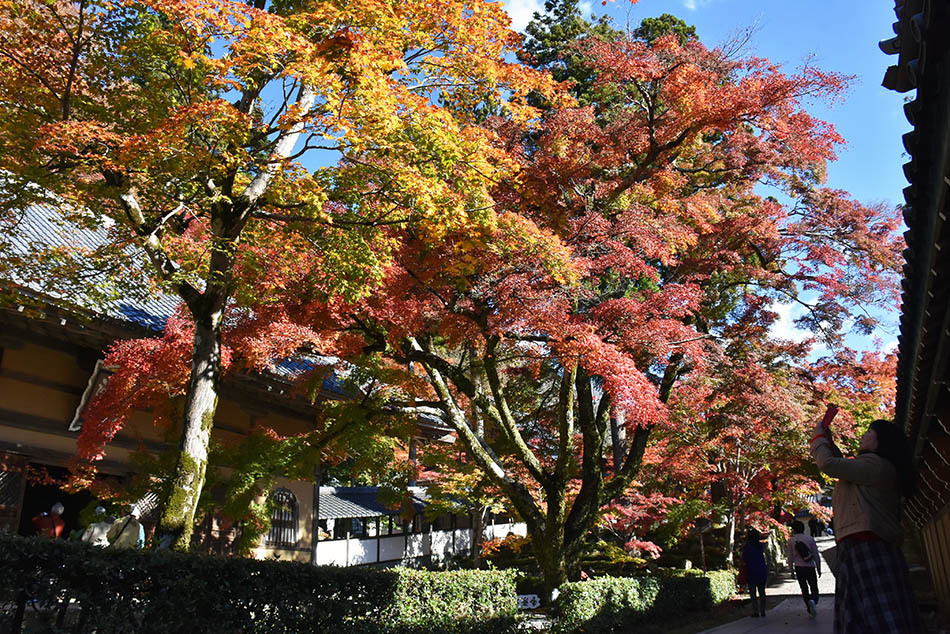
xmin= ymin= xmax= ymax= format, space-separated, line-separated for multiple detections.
xmin=310 ymin=522 xmax=528 ymax=566
xmin=485 ymin=521 xmax=527 ymax=540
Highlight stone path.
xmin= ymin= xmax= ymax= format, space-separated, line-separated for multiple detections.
xmin=699 ymin=535 xmax=838 ymax=634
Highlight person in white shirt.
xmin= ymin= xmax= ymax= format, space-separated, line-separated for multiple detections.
xmin=81 ymin=506 xmax=114 ymax=547
xmin=787 ymin=520 xmax=822 ymax=617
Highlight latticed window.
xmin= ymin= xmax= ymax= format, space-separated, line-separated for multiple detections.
xmin=265 ymin=488 xmax=298 ymax=547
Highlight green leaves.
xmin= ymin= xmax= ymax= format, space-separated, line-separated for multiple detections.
xmin=556 ymin=570 xmax=736 ymax=633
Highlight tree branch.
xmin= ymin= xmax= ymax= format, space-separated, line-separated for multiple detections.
xmin=554 ymin=365 xmax=577 ymax=482
xmin=483 ymin=336 xmax=549 ymax=485
xmin=407 ymin=337 xmax=544 ymax=528
xmin=107 ymin=179 xmax=201 ymax=309
xmin=239 ymin=83 xmax=318 ymax=214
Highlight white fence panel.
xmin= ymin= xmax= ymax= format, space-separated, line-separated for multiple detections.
xmin=348 ymin=538 xmax=374 ymax=565
xmin=379 ymin=535 xmax=404 ymax=562
xmin=430 ymin=529 xmax=453 ymax=561
xmin=313 ymin=521 xmax=528 ymax=567
xmin=405 ymin=532 xmax=428 ymax=559
xmin=315 ymin=540 xmax=347 ymax=566
xmin=484 ymin=522 xmax=526 ymax=540
xmin=453 ymin=529 xmax=472 ymax=556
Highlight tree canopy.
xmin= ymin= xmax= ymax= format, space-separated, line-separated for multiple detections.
xmin=0 ymin=0 xmax=554 ymax=549
xmin=286 ymin=14 xmax=901 ymax=590
xmin=1 ymin=0 xmax=901 ymax=583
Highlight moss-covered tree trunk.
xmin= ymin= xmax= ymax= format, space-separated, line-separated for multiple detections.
xmin=533 ymin=536 xmax=570 ymax=598
xmin=156 ymin=292 xmax=226 ymax=551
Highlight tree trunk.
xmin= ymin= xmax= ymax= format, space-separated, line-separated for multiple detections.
xmin=699 ymin=530 xmax=706 ymax=571
xmin=472 ymin=506 xmax=488 ymax=561
xmin=609 ymin=409 xmax=626 ymax=474
xmin=724 ymin=508 xmax=736 ymax=566
xmin=156 ymin=307 xmax=224 ymax=551
xmin=533 ymin=537 xmax=570 ymax=600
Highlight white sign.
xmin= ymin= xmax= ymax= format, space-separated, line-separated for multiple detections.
xmin=517 ymin=594 xmax=541 ymax=610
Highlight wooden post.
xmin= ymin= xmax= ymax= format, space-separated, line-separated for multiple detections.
xmin=310 ymin=461 xmax=321 ymax=565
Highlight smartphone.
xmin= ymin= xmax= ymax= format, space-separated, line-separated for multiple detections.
xmin=821 ymin=404 xmax=839 ymax=430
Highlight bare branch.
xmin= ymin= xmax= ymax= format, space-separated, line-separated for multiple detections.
xmin=108 ymin=180 xmax=200 ymax=308
xmin=483 ymin=336 xmax=549 ymax=484
xmin=240 ymin=83 xmax=318 ymax=210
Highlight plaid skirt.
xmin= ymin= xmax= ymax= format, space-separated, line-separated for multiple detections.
xmin=834 ymin=538 xmax=922 ymax=633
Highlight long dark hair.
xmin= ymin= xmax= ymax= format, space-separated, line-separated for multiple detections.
xmin=867 ymin=419 xmax=918 ymax=497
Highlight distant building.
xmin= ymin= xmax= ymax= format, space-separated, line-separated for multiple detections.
xmin=0 ymin=201 xmax=523 ymax=564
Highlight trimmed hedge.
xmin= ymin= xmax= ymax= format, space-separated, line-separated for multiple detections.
xmin=705 ymin=570 xmax=737 ymax=605
xmin=381 ymin=568 xmax=519 ymax=633
xmin=0 ymin=534 xmax=519 ymax=634
xmin=555 ymin=570 xmax=736 ymax=633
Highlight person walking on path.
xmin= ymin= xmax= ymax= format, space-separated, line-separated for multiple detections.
xmin=31 ymin=502 xmax=65 ymax=538
xmin=787 ymin=520 xmax=821 ymax=618
xmin=107 ymin=506 xmax=144 ymax=549
xmin=81 ymin=506 xmax=114 ymax=547
xmin=741 ymin=529 xmax=769 ymax=618
xmin=810 ymin=405 xmax=922 ymax=633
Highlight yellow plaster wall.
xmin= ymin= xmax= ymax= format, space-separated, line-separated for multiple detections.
xmin=0 ymin=379 xmax=78 ymax=424
xmin=251 ymin=477 xmax=315 ymax=564
xmin=261 ymin=411 xmax=313 ymax=437
xmin=214 ymin=400 xmax=253 ymax=434
xmin=1 ymin=343 xmax=87 ymax=383
xmin=0 ymin=423 xmax=139 ymax=472
xmin=0 ymin=344 xmax=86 ymax=423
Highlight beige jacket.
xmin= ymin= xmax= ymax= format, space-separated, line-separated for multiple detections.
xmin=81 ymin=520 xmax=112 ymax=547
xmin=107 ymin=516 xmax=142 ymax=549
xmin=810 ymin=438 xmax=903 ymax=544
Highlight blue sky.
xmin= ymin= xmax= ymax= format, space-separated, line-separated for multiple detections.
xmin=502 ymin=0 xmax=909 ymax=352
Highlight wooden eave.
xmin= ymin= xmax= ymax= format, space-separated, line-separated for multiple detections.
xmin=0 ymin=291 xmax=334 ymax=422
xmin=885 ymin=0 xmax=950 ymax=526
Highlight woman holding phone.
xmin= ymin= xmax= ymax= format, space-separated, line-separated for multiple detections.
xmin=810 ymin=405 xmax=922 ymax=632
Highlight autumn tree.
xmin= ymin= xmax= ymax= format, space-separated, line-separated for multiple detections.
xmin=0 ymin=0 xmax=552 ymax=549
xmin=644 ymin=302 xmax=823 ymax=565
xmin=806 ymin=349 xmax=897 ymax=453
xmin=295 ymin=13 xmax=902 ymax=592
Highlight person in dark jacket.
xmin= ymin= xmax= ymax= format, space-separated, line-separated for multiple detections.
xmin=741 ymin=528 xmax=769 ymax=617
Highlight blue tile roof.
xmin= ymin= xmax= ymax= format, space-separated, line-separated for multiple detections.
xmin=6 ymin=201 xmax=179 ymax=328
xmin=317 ymin=486 xmax=428 ymax=520
xmin=5 ymin=200 xmax=346 ymax=396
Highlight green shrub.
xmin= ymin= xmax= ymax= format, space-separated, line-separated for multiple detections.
xmin=706 ymin=570 xmax=736 ymax=605
xmin=382 ymin=568 xmax=519 ymax=633
xmin=0 ymin=533 xmax=520 ymax=634
xmin=555 ymin=570 xmax=736 ymax=633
